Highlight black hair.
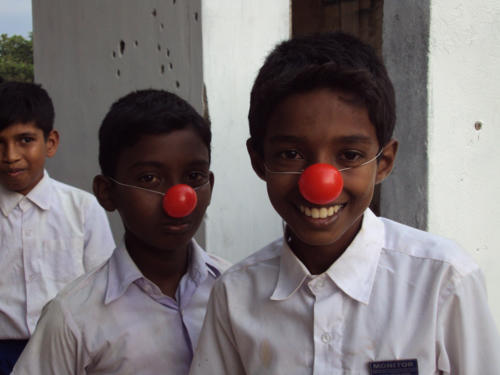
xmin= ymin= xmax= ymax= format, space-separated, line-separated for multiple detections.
xmin=248 ymin=32 xmax=395 ymax=155
xmin=0 ymin=81 xmax=55 ymax=137
xmin=98 ymin=89 xmax=211 ymax=177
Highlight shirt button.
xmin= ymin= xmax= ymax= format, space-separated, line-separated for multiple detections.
xmin=321 ymin=332 xmax=332 ymax=344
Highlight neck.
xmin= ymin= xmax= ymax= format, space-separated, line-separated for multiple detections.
xmin=125 ymin=232 xmax=189 ymax=298
xmin=286 ymin=221 xmax=362 ymax=275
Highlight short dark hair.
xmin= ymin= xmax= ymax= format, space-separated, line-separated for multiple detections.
xmin=0 ymin=81 xmax=55 ymax=137
xmin=98 ymin=89 xmax=211 ymax=177
xmin=248 ymin=32 xmax=395 ymax=155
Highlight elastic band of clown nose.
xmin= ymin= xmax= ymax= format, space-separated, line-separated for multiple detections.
xmin=298 ymin=163 xmax=344 ymax=205
xmin=163 ymin=184 xmax=198 ymax=218
xmin=107 ymin=178 xmax=201 ymax=218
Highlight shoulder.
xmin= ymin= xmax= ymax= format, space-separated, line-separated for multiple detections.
xmin=380 ymin=217 xmax=479 ymax=277
xmin=52 ymin=260 xmax=110 ymax=317
xmin=49 ymin=178 xmax=100 ymax=209
xmin=204 ymin=252 xmax=232 ymax=274
xmin=216 ymin=237 xmax=283 ymax=287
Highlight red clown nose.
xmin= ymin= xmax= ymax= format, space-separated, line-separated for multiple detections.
xmin=298 ymin=163 xmax=343 ymax=205
xmin=162 ymin=184 xmax=198 ymax=218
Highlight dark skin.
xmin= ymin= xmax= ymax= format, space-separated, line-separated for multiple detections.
xmin=94 ymin=129 xmax=214 ymax=298
xmin=125 ymin=229 xmax=189 ymax=298
xmin=248 ymin=89 xmax=397 ymax=275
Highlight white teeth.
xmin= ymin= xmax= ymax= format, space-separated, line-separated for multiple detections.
xmin=319 ymin=207 xmax=328 ymax=219
xmin=300 ymin=204 xmax=343 ymax=218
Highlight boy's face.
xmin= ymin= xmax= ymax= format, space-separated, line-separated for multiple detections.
xmin=249 ymin=88 xmax=396 ymax=251
xmin=96 ymin=128 xmax=213 ymax=253
xmin=0 ymin=122 xmax=58 ymax=195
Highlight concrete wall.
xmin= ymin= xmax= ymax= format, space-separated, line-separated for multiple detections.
xmin=33 ymin=0 xmax=203 ymax=241
xmin=201 ymin=0 xmax=289 ymax=261
xmin=32 ymin=0 xmax=288 ymax=261
xmin=427 ymin=0 xmax=500 ymax=328
xmin=381 ymin=0 xmax=430 ymax=230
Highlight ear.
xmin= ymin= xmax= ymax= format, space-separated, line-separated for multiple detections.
xmin=207 ymin=171 xmax=215 ymax=204
xmin=45 ymin=130 xmax=59 ymax=158
xmin=93 ymin=175 xmax=116 ymax=212
xmin=375 ymin=139 xmax=398 ymax=184
xmin=246 ymin=138 xmax=266 ymax=180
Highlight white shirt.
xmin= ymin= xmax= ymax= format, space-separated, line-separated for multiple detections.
xmin=0 ymin=171 xmax=115 ymax=339
xmin=189 ymin=209 xmax=500 ymax=375
xmin=12 ymin=240 xmax=230 ymax=375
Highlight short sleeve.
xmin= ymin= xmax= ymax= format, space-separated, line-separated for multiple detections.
xmin=83 ymin=196 xmax=115 ymax=271
xmin=436 ymin=268 xmax=500 ymax=374
xmin=189 ymin=280 xmax=246 ymax=375
xmin=12 ymin=299 xmax=87 ymax=375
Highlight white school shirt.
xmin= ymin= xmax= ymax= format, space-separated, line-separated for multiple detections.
xmin=12 ymin=240 xmax=230 ymax=375
xmin=0 ymin=171 xmax=115 ymax=339
xmin=189 ymin=209 xmax=500 ymax=375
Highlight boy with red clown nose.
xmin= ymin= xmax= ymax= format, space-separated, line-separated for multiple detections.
xmin=13 ymin=89 xmax=230 ymax=375
xmin=189 ymin=33 xmax=500 ymax=374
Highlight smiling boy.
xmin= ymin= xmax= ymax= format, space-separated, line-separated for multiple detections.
xmin=0 ymin=82 xmax=114 ymax=373
xmin=12 ymin=89 xmax=229 ymax=374
xmin=189 ymin=33 xmax=500 ymax=374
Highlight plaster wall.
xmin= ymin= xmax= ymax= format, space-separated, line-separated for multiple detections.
xmin=201 ymin=0 xmax=289 ymax=262
xmin=32 ymin=0 xmax=202 ymax=241
xmin=427 ymin=0 xmax=500 ymax=327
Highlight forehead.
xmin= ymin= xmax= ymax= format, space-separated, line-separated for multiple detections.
xmin=116 ymin=128 xmax=209 ymax=172
xmin=0 ymin=122 xmax=43 ymax=138
xmin=265 ymin=89 xmax=378 ymax=148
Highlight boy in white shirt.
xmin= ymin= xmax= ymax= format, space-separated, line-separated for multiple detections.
xmin=0 ymin=82 xmax=115 ymax=374
xmin=189 ymin=32 xmax=500 ymax=374
xmin=12 ymin=89 xmax=230 ymax=374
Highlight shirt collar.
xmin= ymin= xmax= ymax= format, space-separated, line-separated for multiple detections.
xmin=270 ymin=209 xmax=385 ymax=304
xmin=0 ymin=170 xmax=51 ymax=216
xmin=189 ymin=239 xmax=222 ymax=282
xmin=104 ymin=239 xmax=219 ymax=304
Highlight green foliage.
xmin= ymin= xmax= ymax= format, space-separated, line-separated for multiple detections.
xmin=0 ymin=33 xmax=34 ymax=83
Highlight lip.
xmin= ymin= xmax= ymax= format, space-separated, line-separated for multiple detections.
xmin=161 ymin=220 xmax=191 ymax=233
xmin=3 ymin=168 xmax=25 ymax=176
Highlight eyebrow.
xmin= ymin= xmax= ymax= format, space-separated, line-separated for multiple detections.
xmin=16 ymin=132 xmax=39 ymax=137
xmin=128 ymin=159 xmax=210 ymax=170
xmin=268 ymin=134 xmax=375 ymax=145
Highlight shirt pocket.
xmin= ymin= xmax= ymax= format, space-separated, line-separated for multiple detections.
xmin=40 ymin=237 xmax=85 ymax=286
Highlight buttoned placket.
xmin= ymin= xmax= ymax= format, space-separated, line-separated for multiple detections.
xmin=135 ymin=273 xmax=199 ymax=358
xmin=18 ymin=198 xmax=41 ymax=332
xmin=308 ymin=274 xmax=345 ymax=374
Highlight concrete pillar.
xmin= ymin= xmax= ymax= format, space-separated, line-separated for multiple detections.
xmin=382 ymin=0 xmax=500 ymax=327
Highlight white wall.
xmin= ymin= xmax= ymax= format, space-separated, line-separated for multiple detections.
xmin=33 ymin=0 xmax=203 ymax=240
xmin=427 ymin=0 xmax=500 ymax=327
xmin=201 ymin=0 xmax=289 ymax=262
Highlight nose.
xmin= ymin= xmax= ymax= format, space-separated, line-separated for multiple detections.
xmin=1 ymin=142 xmax=21 ymax=164
xmin=162 ymin=184 xmax=198 ymax=218
xmin=298 ymin=163 xmax=344 ymax=204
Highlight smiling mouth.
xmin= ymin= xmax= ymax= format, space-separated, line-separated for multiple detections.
xmin=299 ymin=204 xmax=345 ymax=219
xmin=5 ymin=168 xmax=25 ymax=177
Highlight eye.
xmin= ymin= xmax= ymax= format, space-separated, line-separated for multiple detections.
xmin=138 ymin=174 xmax=159 ymax=185
xmin=339 ymin=150 xmax=363 ymax=163
xmin=278 ymin=150 xmax=303 ymax=160
xmin=186 ymin=170 xmax=209 ymax=186
xmin=20 ymin=136 xmax=35 ymax=144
